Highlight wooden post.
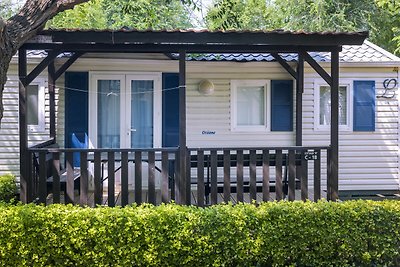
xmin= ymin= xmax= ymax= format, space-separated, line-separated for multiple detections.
xmin=18 ymin=48 xmax=29 ymax=203
xmin=178 ymin=51 xmax=187 ymax=205
xmin=296 ymin=51 xmax=304 ymax=146
xmin=330 ymin=49 xmax=340 ymax=201
xmin=48 ymin=62 xmax=56 ymax=139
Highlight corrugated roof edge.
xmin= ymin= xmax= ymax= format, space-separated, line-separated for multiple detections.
xmin=364 ymin=40 xmax=400 ymax=62
xmin=43 ymin=28 xmax=368 ymax=36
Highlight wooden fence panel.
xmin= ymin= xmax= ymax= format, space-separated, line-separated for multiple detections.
xmin=80 ymin=152 xmax=89 ymax=206
xmin=94 ymin=151 xmax=102 ymax=206
xmin=161 ymin=151 xmax=169 ymax=203
xmin=275 ymin=150 xmax=283 ymax=201
xmin=121 ymin=151 xmax=129 ymax=206
xmin=107 ymin=152 xmax=115 ymax=207
xmin=197 ymin=150 xmax=205 ymax=207
xmin=65 ymin=152 xmax=74 ymax=204
xmin=236 ymin=150 xmax=244 ymax=202
xmin=223 ymin=150 xmax=230 ymax=203
xmin=148 ymin=151 xmax=156 ymax=205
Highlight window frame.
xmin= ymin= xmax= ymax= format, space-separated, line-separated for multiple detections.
xmin=230 ymin=80 xmax=270 ymax=132
xmin=314 ymin=79 xmax=353 ymax=131
xmin=27 ymin=78 xmax=46 ymax=132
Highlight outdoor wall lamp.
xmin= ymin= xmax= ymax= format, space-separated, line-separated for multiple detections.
xmin=198 ymin=79 xmax=214 ymax=95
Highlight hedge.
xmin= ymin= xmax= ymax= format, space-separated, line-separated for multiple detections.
xmin=0 ymin=174 xmax=16 ymax=202
xmin=0 ymin=201 xmax=399 ymax=266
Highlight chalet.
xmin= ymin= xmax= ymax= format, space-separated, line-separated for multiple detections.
xmin=3 ymin=29 xmax=400 ymax=206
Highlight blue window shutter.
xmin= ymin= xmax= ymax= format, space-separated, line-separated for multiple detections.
xmin=353 ymin=81 xmax=375 ymax=131
xmin=65 ymin=72 xmax=89 ymax=149
xmin=271 ymin=80 xmax=293 ymax=131
xmin=162 ymin=73 xmax=179 ymax=147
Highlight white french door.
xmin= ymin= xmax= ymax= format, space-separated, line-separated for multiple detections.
xmin=89 ymin=73 xmax=162 ymax=148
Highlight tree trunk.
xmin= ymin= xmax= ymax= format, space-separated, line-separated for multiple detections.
xmin=0 ymin=0 xmax=89 ymax=123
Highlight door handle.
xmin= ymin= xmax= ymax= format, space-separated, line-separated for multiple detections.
xmin=130 ymin=128 xmax=137 ymax=132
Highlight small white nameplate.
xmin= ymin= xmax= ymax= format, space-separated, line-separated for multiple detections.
xmin=202 ymin=130 xmax=216 ymax=135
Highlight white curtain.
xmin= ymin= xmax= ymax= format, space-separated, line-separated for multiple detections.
xmin=237 ymin=86 xmax=264 ymax=126
xmin=97 ymin=80 xmax=121 ymax=148
xmin=319 ymin=86 xmax=347 ymax=126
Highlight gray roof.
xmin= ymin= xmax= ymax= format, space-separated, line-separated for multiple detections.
xmin=186 ymin=40 xmax=400 ymax=63
xmin=26 ymin=40 xmax=400 ymax=63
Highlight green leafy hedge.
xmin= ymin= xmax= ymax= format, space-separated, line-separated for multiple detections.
xmin=0 ymin=174 xmax=16 ymax=202
xmin=0 ymin=201 xmax=399 ymax=266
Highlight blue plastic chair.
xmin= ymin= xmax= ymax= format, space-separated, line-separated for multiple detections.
xmin=71 ymin=133 xmax=89 ymax=167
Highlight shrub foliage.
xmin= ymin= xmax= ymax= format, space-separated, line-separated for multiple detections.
xmin=0 ymin=174 xmax=16 ymax=202
xmin=0 ymin=201 xmax=399 ymax=266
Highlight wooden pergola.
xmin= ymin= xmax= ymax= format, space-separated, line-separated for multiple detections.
xmin=19 ymin=29 xmax=368 ymax=204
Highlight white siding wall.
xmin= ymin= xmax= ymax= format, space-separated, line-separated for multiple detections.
xmin=0 ymin=71 xmax=52 ymax=178
xmin=2 ymin=56 xmax=399 ymax=192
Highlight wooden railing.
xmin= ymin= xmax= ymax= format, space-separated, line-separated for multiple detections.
xmin=28 ymin=147 xmax=178 ymax=207
xmin=28 ymin=144 xmax=331 ymax=207
xmin=187 ymin=146 xmax=331 ymax=206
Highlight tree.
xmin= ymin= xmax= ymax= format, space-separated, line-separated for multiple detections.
xmin=47 ymin=0 xmax=192 ymax=30
xmin=0 ymin=0 xmax=194 ymax=124
xmin=206 ymin=0 xmax=400 ymax=55
xmin=0 ymin=0 xmax=89 ymax=122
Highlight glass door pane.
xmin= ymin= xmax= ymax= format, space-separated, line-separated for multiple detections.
xmin=130 ymin=80 xmax=154 ymax=148
xmin=97 ymin=80 xmax=120 ymax=148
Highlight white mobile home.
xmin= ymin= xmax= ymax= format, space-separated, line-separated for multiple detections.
xmin=4 ymin=29 xmax=400 ymax=205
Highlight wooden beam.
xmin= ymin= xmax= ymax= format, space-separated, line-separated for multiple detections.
xmin=18 ymin=48 xmax=29 ymax=203
xmin=163 ymin=53 xmax=177 ymax=60
xmin=178 ymin=51 xmax=187 ymax=205
xmin=38 ymin=29 xmax=368 ymax=46
xmin=296 ymin=51 xmax=304 ymax=146
xmin=54 ymin=52 xmax=84 ymax=81
xmin=48 ymin=62 xmax=56 ymax=139
xmin=22 ymin=43 xmax=343 ymax=54
xmin=303 ymin=52 xmax=332 ymax=86
xmin=271 ymin=53 xmax=297 ymax=79
xmin=23 ymin=50 xmax=61 ymax=87
xmin=330 ymin=50 xmax=340 ymax=201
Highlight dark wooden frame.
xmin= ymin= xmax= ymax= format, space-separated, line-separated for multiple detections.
xmin=18 ymin=29 xmax=368 ymax=203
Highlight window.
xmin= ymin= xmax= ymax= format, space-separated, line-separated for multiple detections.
xmin=315 ymin=82 xmax=351 ymax=130
xmin=231 ymin=80 xmax=268 ymax=131
xmin=27 ymin=80 xmax=45 ymax=132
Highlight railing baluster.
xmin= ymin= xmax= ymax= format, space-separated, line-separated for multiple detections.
xmin=197 ymin=150 xmax=205 ymax=207
xmin=94 ymin=151 xmax=102 ymax=206
xmin=249 ymin=150 xmax=257 ymax=201
xmin=210 ymin=150 xmax=218 ymax=205
xmin=161 ymin=151 xmax=169 ymax=203
xmin=237 ymin=149 xmax=244 ymax=202
xmin=38 ymin=151 xmax=47 ymax=204
xmin=186 ymin=150 xmax=191 ymax=205
xmin=80 ymin=152 xmax=88 ymax=206
xmin=148 ymin=151 xmax=156 ymax=205
xmin=262 ymin=149 xmax=270 ymax=202
xmin=135 ymin=151 xmax=142 ymax=204
xmin=288 ymin=150 xmax=296 ymax=201
xmin=121 ymin=151 xmax=129 ymax=206
xmin=275 ymin=150 xmax=283 ymax=201
xmin=327 ymin=148 xmax=332 ymax=200
xmin=65 ymin=152 xmax=74 ymax=204
xmin=108 ymin=152 xmax=115 ymax=207
xmin=52 ymin=152 xmax=61 ymax=203
xmin=172 ymin=151 xmax=178 ymax=201
xmin=301 ymin=151 xmax=309 ymax=201
xmin=223 ymin=150 xmax=230 ymax=203
xmin=314 ymin=149 xmax=321 ymax=201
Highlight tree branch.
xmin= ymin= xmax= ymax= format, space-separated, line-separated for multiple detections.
xmin=6 ymin=0 xmax=90 ymax=51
